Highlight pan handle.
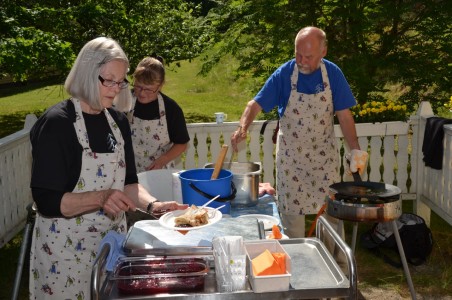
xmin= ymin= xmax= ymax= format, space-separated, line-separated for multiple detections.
xmin=351 ymin=171 xmax=362 ymax=183
xmin=347 ymin=158 xmax=363 ymax=182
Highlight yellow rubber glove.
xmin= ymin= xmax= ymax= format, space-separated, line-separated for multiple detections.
xmin=348 ymin=149 xmax=369 ymax=175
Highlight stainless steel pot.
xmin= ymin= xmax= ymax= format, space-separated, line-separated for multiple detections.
xmin=327 ymin=183 xmax=402 ymax=222
xmin=204 ymin=162 xmax=261 ymax=206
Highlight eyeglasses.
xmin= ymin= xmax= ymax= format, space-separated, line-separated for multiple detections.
xmin=133 ymin=84 xmax=160 ymax=94
xmin=98 ymin=75 xmax=129 ymax=89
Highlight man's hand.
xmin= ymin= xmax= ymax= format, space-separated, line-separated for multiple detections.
xmin=346 ymin=149 xmax=368 ymax=175
xmin=231 ymin=126 xmax=247 ymax=152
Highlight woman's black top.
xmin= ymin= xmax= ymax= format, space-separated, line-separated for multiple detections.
xmin=132 ymin=92 xmax=190 ymax=144
xmin=30 ymin=99 xmax=138 ymax=217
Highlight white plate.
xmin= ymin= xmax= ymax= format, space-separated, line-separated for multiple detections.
xmin=159 ymin=207 xmax=222 ymax=231
xmin=236 ymin=214 xmax=280 ymax=230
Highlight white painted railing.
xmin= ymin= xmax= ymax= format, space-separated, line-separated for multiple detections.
xmin=0 ymin=102 xmax=450 ymax=248
xmin=177 ymin=120 xmax=415 ymax=195
xmin=413 ymin=103 xmax=452 ymax=226
xmin=0 ymin=115 xmax=37 ymax=247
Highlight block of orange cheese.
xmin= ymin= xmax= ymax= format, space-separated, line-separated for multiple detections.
xmin=252 ymin=249 xmax=285 ymax=276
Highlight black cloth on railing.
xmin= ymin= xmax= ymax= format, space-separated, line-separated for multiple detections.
xmin=422 ymin=116 xmax=452 ymax=170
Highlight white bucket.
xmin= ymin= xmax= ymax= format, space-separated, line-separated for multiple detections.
xmin=137 ymin=169 xmax=183 ymax=203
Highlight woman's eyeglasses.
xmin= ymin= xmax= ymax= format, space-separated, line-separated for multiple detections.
xmin=133 ymin=85 xmax=160 ymax=94
xmin=98 ymin=75 xmax=129 ymax=89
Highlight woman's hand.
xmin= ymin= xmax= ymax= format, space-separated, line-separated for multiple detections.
xmin=146 ymin=160 xmax=165 ymax=170
xmin=100 ymin=189 xmax=137 ymax=217
xmin=152 ymin=201 xmax=188 ymax=215
xmin=150 ymin=201 xmax=188 ymax=218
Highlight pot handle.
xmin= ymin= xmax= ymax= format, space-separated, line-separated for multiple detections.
xmin=188 ymin=182 xmax=237 ymax=202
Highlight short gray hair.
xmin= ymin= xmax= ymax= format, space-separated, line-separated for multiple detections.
xmin=295 ymin=26 xmax=328 ymax=50
xmin=64 ymin=37 xmax=132 ymax=112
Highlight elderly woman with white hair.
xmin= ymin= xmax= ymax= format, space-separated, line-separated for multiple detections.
xmin=29 ymin=37 xmax=186 ymax=299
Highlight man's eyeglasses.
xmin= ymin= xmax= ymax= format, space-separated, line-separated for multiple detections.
xmin=133 ymin=85 xmax=160 ymax=94
xmin=98 ymin=75 xmax=129 ymax=89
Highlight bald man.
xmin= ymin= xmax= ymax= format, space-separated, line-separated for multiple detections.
xmin=231 ymin=26 xmax=368 ymax=238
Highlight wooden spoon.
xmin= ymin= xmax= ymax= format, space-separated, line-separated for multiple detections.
xmin=211 ymin=144 xmax=229 ymax=179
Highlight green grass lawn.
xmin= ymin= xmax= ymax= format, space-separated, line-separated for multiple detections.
xmin=1 ymin=58 xmax=452 ymax=299
xmin=0 ymin=56 xmax=257 ymax=137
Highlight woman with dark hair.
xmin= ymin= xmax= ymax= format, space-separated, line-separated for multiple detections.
xmin=129 ymin=56 xmax=189 ymax=172
xmin=29 ymin=37 xmax=186 ymax=299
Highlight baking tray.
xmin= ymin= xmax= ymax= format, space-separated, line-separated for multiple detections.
xmin=123 ymin=217 xmax=262 ymax=256
xmin=97 ymin=238 xmax=353 ymax=299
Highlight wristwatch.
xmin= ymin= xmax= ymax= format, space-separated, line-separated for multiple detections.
xmin=146 ymin=201 xmax=159 ymax=214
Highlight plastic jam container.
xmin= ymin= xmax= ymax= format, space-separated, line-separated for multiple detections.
xmin=111 ymin=257 xmax=209 ymax=295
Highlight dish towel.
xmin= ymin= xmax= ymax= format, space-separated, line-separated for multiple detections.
xmin=422 ymin=117 xmax=452 ymax=170
xmin=97 ymin=231 xmax=126 ymax=272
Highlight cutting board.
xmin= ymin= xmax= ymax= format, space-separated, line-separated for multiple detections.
xmin=123 ymin=217 xmax=261 ymax=255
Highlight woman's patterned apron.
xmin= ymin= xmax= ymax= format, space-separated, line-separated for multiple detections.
xmin=276 ymin=60 xmax=339 ymax=215
xmin=128 ymin=94 xmax=174 ymax=173
xmin=30 ymin=98 xmax=127 ymax=300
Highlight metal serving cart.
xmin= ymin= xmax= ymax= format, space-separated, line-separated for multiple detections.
xmin=92 ymin=216 xmax=357 ymax=299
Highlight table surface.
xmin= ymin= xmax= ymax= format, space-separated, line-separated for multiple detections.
xmin=230 ymin=194 xmax=279 ymax=218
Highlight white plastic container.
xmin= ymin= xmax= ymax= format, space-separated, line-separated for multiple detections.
xmin=137 ymin=169 xmax=183 ymax=203
xmin=244 ymin=240 xmax=291 ymax=293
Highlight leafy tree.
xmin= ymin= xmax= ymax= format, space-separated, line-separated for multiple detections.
xmin=119 ymin=0 xmax=214 ymax=68
xmin=0 ymin=2 xmax=75 ymax=81
xmin=0 ymin=0 xmax=213 ymax=82
xmin=202 ymin=0 xmax=451 ymax=112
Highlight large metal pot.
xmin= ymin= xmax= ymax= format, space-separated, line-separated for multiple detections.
xmin=204 ymin=162 xmax=261 ymax=206
xmin=327 ymin=181 xmax=402 ymax=222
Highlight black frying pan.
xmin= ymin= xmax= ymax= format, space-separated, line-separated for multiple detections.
xmin=329 ymin=162 xmax=401 ymax=199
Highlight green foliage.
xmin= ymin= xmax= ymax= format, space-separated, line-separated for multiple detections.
xmin=436 ymin=96 xmax=452 ymax=119
xmin=0 ymin=0 xmax=214 ymax=82
xmin=203 ymin=0 xmax=451 ymax=107
xmin=121 ymin=0 xmax=215 ymax=68
xmin=0 ymin=27 xmax=74 ymax=81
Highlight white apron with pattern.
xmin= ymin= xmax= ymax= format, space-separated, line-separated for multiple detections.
xmin=276 ymin=61 xmax=339 ymax=215
xmin=128 ymin=94 xmax=174 ymax=173
xmin=29 ymin=98 xmax=127 ymax=300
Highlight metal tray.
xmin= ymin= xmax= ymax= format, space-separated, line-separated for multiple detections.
xmin=123 ymin=217 xmax=262 ymax=256
xmin=280 ymin=238 xmax=349 ymax=292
